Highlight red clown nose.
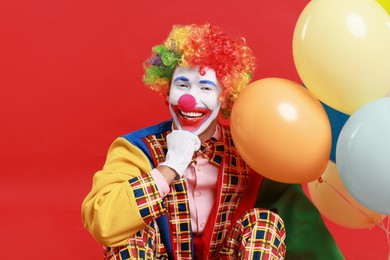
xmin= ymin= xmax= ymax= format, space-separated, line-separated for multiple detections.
xmin=178 ymin=94 xmax=196 ymax=112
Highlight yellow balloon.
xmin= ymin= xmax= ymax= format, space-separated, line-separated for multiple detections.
xmin=293 ymin=0 xmax=390 ymax=115
xmin=308 ymin=161 xmax=385 ymax=229
xmin=377 ymin=0 xmax=390 ymax=14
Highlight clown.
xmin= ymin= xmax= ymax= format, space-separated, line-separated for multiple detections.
xmin=82 ymin=24 xmax=343 ymax=259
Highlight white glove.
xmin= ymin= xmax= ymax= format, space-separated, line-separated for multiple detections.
xmin=159 ymin=130 xmax=201 ymax=177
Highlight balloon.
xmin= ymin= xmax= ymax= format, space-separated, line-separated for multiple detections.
xmin=293 ymin=0 xmax=390 ymax=115
xmin=230 ymin=78 xmax=331 ymax=184
xmin=308 ymin=161 xmax=385 ymax=229
xmin=336 ymin=98 xmax=390 ymax=214
xmin=377 ymin=0 xmax=390 ymax=14
xmin=322 ymin=102 xmax=349 ymax=162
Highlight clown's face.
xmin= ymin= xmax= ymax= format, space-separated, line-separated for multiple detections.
xmin=168 ymin=66 xmax=221 ymax=136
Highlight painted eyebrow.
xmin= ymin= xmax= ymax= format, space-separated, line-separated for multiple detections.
xmin=173 ymin=76 xmax=189 ymax=82
xmin=199 ymin=80 xmax=217 ymax=87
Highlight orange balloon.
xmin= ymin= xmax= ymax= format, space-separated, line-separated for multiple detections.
xmin=308 ymin=161 xmax=385 ymax=229
xmin=230 ymin=78 xmax=331 ymax=183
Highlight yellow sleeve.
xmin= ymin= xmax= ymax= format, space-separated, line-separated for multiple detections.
xmin=81 ymin=137 xmax=160 ymax=247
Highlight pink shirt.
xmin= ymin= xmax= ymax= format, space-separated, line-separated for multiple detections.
xmin=150 ymin=129 xmax=220 ymax=234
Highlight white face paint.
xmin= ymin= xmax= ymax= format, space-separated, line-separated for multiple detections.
xmin=168 ymin=66 xmax=222 ymax=136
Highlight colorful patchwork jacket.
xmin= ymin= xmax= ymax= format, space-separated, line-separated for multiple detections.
xmin=82 ymin=120 xmax=344 ymax=260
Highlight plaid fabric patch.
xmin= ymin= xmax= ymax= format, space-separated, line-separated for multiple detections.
xmin=208 ymin=127 xmax=252 ymax=257
xmin=218 ymin=208 xmax=286 ymax=260
xmin=129 ymin=173 xmax=166 ymax=223
xmin=196 ymin=137 xmax=225 ymax=167
xmin=165 ymin=179 xmax=192 ymax=260
xmin=103 ymin=221 xmax=168 ymax=259
xmin=142 ymin=132 xmax=170 ymax=166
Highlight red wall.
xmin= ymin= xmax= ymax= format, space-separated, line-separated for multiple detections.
xmin=0 ymin=0 xmax=387 ymax=258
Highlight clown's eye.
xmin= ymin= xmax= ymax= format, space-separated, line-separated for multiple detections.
xmin=200 ymin=86 xmax=213 ymax=91
xmin=176 ymin=82 xmax=189 ymax=88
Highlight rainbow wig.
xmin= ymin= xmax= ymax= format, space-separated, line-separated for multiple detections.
xmin=143 ymin=23 xmax=256 ymax=118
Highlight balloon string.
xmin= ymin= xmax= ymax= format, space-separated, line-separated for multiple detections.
xmin=377 ymin=217 xmax=390 ymax=260
xmin=319 ymin=178 xmax=378 ymax=226
xmin=379 ymin=216 xmax=390 ymax=244
xmin=319 ymin=178 xmax=390 ymax=259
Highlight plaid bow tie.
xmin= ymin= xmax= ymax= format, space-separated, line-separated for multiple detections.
xmin=193 ymin=137 xmax=225 ymax=167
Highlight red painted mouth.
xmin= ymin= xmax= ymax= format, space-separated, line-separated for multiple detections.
xmin=172 ymin=105 xmax=211 ymax=131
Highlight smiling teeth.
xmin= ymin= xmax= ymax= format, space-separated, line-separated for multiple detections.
xmin=181 ymin=111 xmax=203 ymax=118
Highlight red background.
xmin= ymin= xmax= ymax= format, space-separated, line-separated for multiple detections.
xmin=0 ymin=0 xmax=388 ymax=259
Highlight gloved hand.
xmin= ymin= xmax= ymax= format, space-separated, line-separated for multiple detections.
xmin=159 ymin=130 xmax=201 ymax=177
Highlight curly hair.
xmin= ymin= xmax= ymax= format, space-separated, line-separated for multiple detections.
xmin=143 ymin=23 xmax=256 ymax=118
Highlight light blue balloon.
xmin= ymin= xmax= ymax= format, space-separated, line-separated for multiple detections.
xmin=336 ymin=97 xmax=390 ymax=215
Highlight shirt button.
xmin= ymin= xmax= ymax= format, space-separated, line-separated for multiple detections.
xmin=195 ymin=192 xmax=201 ymax=197
xmin=200 ymin=223 xmax=205 ymax=228
xmin=197 ymin=166 xmax=201 ymax=171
